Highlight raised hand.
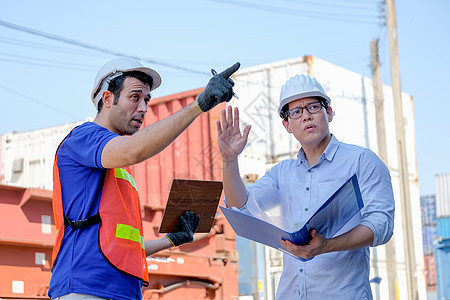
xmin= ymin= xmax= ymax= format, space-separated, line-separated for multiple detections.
xmin=197 ymin=62 xmax=240 ymax=112
xmin=216 ymin=106 xmax=251 ymax=162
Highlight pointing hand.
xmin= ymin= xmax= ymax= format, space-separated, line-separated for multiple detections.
xmin=197 ymin=62 xmax=240 ymax=112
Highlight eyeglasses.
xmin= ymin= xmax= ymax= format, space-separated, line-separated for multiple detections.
xmin=284 ymin=102 xmax=324 ymax=119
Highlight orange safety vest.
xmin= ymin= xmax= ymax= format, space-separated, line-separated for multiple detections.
xmin=52 ymin=150 xmax=149 ymax=286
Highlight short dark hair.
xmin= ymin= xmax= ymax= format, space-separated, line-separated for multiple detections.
xmin=280 ymin=97 xmax=329 ymax=121
xmin=97 ymin=71 xmax=154 ymax=112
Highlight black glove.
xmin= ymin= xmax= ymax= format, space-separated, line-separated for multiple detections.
xmin=166 ymin=211 xmax=200 ymax=247
xmin=197 ymin=62 xmax=240 ymax=112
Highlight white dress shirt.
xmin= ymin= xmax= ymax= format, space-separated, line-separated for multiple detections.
xmin=241 ymin=135 xmax=395 ymax=300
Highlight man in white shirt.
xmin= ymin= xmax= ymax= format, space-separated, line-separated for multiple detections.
xmin=217 ymin=74 xmax=395 ymax=299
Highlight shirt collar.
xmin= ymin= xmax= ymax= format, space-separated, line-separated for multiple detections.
xmin=296 ymin=134 xmax=340 ymax=166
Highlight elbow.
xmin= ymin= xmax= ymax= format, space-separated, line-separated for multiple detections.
xmin=378 ymin=224 xmax=394 ymax=246
xmin=361 ymin=215 xmax=394 ymax=247
xmin=375 ymin=220 xmax=394 ymax=247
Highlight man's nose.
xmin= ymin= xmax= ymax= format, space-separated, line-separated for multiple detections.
xmin=302 ymin=109 xmax=313 ymax=121
xmin=138 ymin=99 xmax=148 ymax=113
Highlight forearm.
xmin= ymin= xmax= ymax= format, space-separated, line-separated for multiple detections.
xmin=102 ymin=101 xmax=202 ymax=168
xmin=144 ymin=236 xmax=173 ymax=257
xmin=222 ymin=158 xmax=248 ymax=208
xmin=132 ymin=101 xmax=202 ymax=160
xmin=322 ymin=225 xmax=374 ymax=254
xmin=281 ymin=225 xmax=374 ymax=259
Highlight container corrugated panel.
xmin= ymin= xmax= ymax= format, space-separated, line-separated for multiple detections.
xmin=424 ymin=254 xmax=437 ymax=291
xmin=437 ymin=217 xmax=450 ymax=239
xmin=0 ymin=136 xmax=4 ymax=184
xmin=435 ymin=174 xmax=450 ymax=217
xmin=236 ymin=237 xmax=258 ymax=296
xmin=0 ymin=185 xmax=53 ymax=298
xmin=434 ymin=238 xmax=450 ymax=299
xmin=2 ymin=118 xmax=93 ymax=190
xmin=423 ymin=225 xmax=438 ymax=254
xmin=421 ymin=195 xmax=437 ymax=226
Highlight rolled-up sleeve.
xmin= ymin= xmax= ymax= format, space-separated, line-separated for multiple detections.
xmin=357 ymin=150 xmax=395 ymax=247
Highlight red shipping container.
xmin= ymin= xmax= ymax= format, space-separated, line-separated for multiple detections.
xmin=424 ymin=254 xmax=437 ymax=291
xmin=0 ymin=185 xmax=54 ymax=298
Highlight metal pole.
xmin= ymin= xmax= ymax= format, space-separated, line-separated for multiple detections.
xmin=370 ymin=39 xmax=398 ymax=300
xmin=385 ymin=0 xmax=418 ymax=298
xmin=265 ymin=68 xmax=275 ymax=163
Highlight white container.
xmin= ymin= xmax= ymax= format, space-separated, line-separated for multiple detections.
xmin=435 ymin=173 xmax=450 ymax=218
xmin=1 ymin=118 xmax=93 ymax=189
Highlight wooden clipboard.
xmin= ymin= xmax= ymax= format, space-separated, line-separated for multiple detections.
xmin=159 ymin=179 xmax=223 ymax=233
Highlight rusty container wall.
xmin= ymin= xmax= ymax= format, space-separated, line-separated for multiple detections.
xmin=424 ymin=254 xmax=437 ymax=291
xmin=0 ymin=135 xmax=5 ymax=184
xmin=131 ymin=89 xmax=238 ymax=299
xmin=0 ymin=185 xmax=54 ymax=298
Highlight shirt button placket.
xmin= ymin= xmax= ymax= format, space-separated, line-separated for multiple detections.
xmin=305 ymin=168 xmax=313 ymax=213
xmin=298 ymin=263 xmax=307 ymax=299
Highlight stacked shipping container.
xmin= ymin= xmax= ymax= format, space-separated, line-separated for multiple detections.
xmin=0 ymin=185 xmax=54 ymax=298
xmin=420 ymin=195 xmax=437 ymax=292
xmin=434 ymin=173 xmax=450 ymax=299
xmin=436 ymin=174 xmax=450 ymax=238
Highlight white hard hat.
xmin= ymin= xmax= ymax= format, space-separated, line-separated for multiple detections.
xmin=278 ymin=74 xmax=330 ymax=117
xmin=91 ymin=57 xmax=162 ymax=108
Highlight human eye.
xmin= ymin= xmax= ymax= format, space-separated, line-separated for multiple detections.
xmin=308 ymin=103 xmax=321 ymax=112
xmin=289 ymin=107 xmax=302 ymax=118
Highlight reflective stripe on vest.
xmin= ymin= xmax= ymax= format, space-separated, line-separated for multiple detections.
xmin=115 ymin=168 xmax=138 ymax=192
xmin=116 ymin=223 xmax=145 ymax=249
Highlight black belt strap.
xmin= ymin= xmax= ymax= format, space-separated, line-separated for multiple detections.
xmin=64 ymin=213 xmax=102 ymax=230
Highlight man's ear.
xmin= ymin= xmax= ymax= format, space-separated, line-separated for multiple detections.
xmin=102 ymin=90 xmax=114 ymax=108
xmin=326 ymin=106 xmax=334 ymax=122
xmin=282 ymin=119 xmax=293 ymax=133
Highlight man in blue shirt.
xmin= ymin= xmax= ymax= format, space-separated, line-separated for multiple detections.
xmin=49 ymin=58 xmax=240 ymax=300
xmin=217 ymin=74 xmax=395 ymax=299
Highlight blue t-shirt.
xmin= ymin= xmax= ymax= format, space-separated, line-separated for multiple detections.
xmin=48 ymin=122 xmax=143 ymax=300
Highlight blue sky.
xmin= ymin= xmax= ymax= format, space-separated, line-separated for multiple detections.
xmin=1 ymin=0 xmax=449 ymax=195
